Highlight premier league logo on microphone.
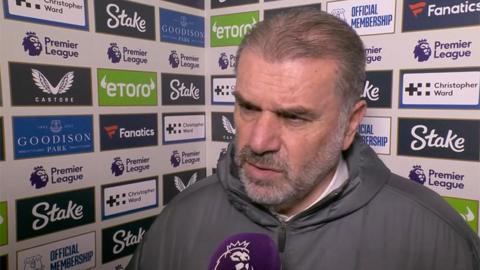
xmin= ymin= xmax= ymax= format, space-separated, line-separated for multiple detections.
xmin=213 ymin=241 xmax=253 ymax=270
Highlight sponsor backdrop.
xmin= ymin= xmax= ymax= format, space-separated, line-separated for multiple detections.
xmin=0 ymin=0 xmax=478 ymax=269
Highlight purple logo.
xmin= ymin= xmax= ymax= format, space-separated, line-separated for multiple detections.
xmin=413 ymin=39 xmax=431 ymax=62
xmin=170 ymin=150 xmax=181 ymax=167
xmin=213 ymin=241 xmax=253 ymax=270
xmin=22 ymin=32 xmax=42 ymax=56
xmin=30 ymin=166 xmax=49 ymax=189
xmin=111 ymin=157 xmax=125 ymax=176
xmin=408 ymin=165 xmax=426 ymax=185
xmin=218 ymin=53 xmax=229 ymax=70
xmin=169 ymin=50 xmax=180 ymax=68
xmin=107 ymin=43 xmax=122 ymax=63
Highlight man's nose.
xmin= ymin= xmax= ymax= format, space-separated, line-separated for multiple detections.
xmin=248 ymin=112 xmax=281 ymax=154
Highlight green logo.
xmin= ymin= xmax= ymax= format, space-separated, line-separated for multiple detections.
xmin=0 ymin=202 xmax=7 ymax=246
xmin=444 ymin=197 xmax=478 ymax=233
xmin=98 ymin=69 xmax=157 ymax=106
xmin=211 ymin=11 xmax=259 ymax=47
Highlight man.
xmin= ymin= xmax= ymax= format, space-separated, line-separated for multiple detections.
xmin=127 ymin=9 xmax=480 ymax=269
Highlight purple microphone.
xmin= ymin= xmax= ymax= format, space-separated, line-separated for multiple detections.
xmin=208 ymin=233 xmax=281 ymax=270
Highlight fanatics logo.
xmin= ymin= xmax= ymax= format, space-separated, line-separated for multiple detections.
xmin=104 ymin=125 xmax=119 ymax=139
xmin=409 ymin=1 xmax=427 ymax=17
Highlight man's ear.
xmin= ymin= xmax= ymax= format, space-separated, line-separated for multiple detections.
xmin=342 ymin=100 xmax=367 ymax=150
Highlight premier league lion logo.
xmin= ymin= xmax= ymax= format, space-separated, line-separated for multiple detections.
xmin=169 ymin=50 xmax=180 ymax=68
xmin=170 ymin=151 xmax=181 ymax=167
xmin=30 ymin=166 xmax=49 ymax=189
xmin=218 ymin=53 xmax=229 ymax=70
xmin=22 ymin=32 xmax=42 ymax=56
xmin=408 ymin=165 xmax=426 ymax=185
xmin=413 ymin=39 xmax=432 ymax=62
xmin=213 ymin=241 xmax=253 ymax=270
xmin=107 ymin=43 xmax=122 ymax=63
xmin=111 ymin=157 xmax=125 ymax=176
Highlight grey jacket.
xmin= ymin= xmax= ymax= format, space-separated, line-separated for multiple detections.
xmin=127 ymin=138 xmax=480 ymax=269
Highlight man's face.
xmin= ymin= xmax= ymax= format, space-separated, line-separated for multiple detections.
xmin=234 ymin=51 xmax=358 ymax=211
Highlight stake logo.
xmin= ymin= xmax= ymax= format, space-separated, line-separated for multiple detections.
xmin=167 ymin=50 xmax=200 ymax=70
xmin=13 ymin=115 xmax=93 ymax=159
xmin=211 ymin=11 xmax=259 ymax=47
xmin=102 ymin=216 xmax=156 ymax=263
xmin=21 ymin=31 xmax=80 ymax=59
xmin=160 ymin=9 xmax=205 ymax=47
xmin=110 ymin=156 xmax=151 ymax=177
xmin=16 ymin=188 xmax=95 ymax=241
xmin=358 ymin=117 xmax=390 ymax=155
xmin=163 ymin=168 xmax=206 ymax=204
xmin=212 ymin=75 xmax=236 ymax=105
xmin=327 ymin=0 xmax=395 ymax=35
xmin=161 ymin=73 xmax=205 ymax=105
xmin=163 ymin=113 xmax=206 ymax=144
xmin=29 ymin=164 xmax=84 ymax=189
xmin=9 ymin=63 xmax=92 ymax=106
xmin=212 ymin=112 xmax=235 ymax=142
xmin=5 ymin=0 xmax=88 ymax=29
xmin=94 ymin=0 xmax=155 ymax=40
xmin=0 ymin=202 xmax=7 ymax=246
xmin=398 ymin=118 xmax=480 ymax=161
xmin=362 ymin=71 xmax=392 ymax=108
xmin=403 ymin=0 xmax=480 ymax=31
xmin=400 ymin=68 xmax=480 ymax=109
xmin=408 ymin=165 xmax=467 ymax=191
xmin=100 ymin=114 xmax=158 ymax=151
xmin=106 ymin=43 xmax=148 ymax=65
xmin=102 ymin=178 xmax=158 ymax=220
xmin=443 ymin=197 xmax=478 ymax=233
xmin=98 ymin=69 xmax=157 ymax=106
xmin=17 ymin=232 xmax=96 ymax=270
xmin=170 ymin=150 xmax=201 ymax=168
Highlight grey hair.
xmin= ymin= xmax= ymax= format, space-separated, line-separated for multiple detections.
xmin=236 ymin=8 xmax=366 ymax=113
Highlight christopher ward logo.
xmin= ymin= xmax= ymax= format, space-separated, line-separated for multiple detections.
xmin=161 ymin=73 xmax=205 ymax=105
xmin=413 ymin=38 xmax=473 ymax=62
xmin=212 ymin=75 xmax=236 ymax=104
xmin=17 ymin=232 xmax=95 ymax=270
xmin=211 ymin=11 xmax=259 ymax=47
xmin=21 ymin=31 xmax=80 ymax=59
xmin=168 ymin=50 xmax=200 ymax=70
xmin=358 ymin=117 xmax=390 ymax=155
xmin=218 ymin=53 xmax=237 ymax=70
xmin=0 ymin=202 xmax=7 ymax=246
xmin=102 ymin=177 xmax=158 ymax=220
xmin=444 ymin=197 xmax=478 ymax=233
xmin=100 ymin=114 xmax=157 ymax=151
xmin=9 ymin=63 xmax=92 ymax=106
xmin=106 ymin=43 xmax=149 ymax=65
xmin=29 ymin=164 xmax=84 ymax=189
xmin=94 ymin=0 xmax=155 ymax=40
xmin=400 ymin=68 xmax=480 ymax=109
xmin=403 ymin=0 xmax=480 ymax=31
xmin=98 ymin=69 xmax=157 ymax=106
xmin=110 ymin=156 xmax=150 ymax=177
xmin=102 ymin=216 xmax=155 ymax=263
xmin=212 ymin=112 xmax=235 ymax=142
xmin=398 ymin=118 xmax=480 ymax=161
xmin=4 ymin=0 xmax=87 ymax=29
xmin=16 ymin=187 xmax=95 ymax=241
xmin=362 ymin=71 xmax=392 ymax=108
xmin=212 ymin=0 xmax=258 ymax=9
xmin=160 ymin=9 xmax=204 ymax=47
xmin=327 ymin=0 xmax=395 ymax=35
xmin=408 ymin=165 xmax=467 ymax=191
xmin=13 ymin=115 xmax=93 ymax=159
xmin=163 ymin=168 xmax=206 ymax=204
xmin=170 ymin=150 xmax=201 ymax=168
xmin=163 ymin=113 xmax=206 ymax=144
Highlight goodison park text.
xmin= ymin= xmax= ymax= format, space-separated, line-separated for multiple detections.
xmin=161 ymin=25 xmax=204 ymax=38
xmin=17 ymin=133 xmax=92 ymax=146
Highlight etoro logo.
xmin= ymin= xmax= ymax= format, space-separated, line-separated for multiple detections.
xmin=102 ymin=177 xmax=158 ymax=219
xmin=110 ymin=156 xmax=150 ymax=177
xmin=443 ymin=197 xmax=478 ymax=233
xmin=0 ymin=201 xmax=7 ymax=246
xmin=408 ymin=165 xmax=466 ymax=190
xmin=22 ymin=31 xmax=80 ymax=59
xmin=211 ymin=11 xmax=259 ymax=47
xmin=106 ymin=43 xmax=148 ymax=65
xmin=98 ymin=68 xmax=157 ymax=106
